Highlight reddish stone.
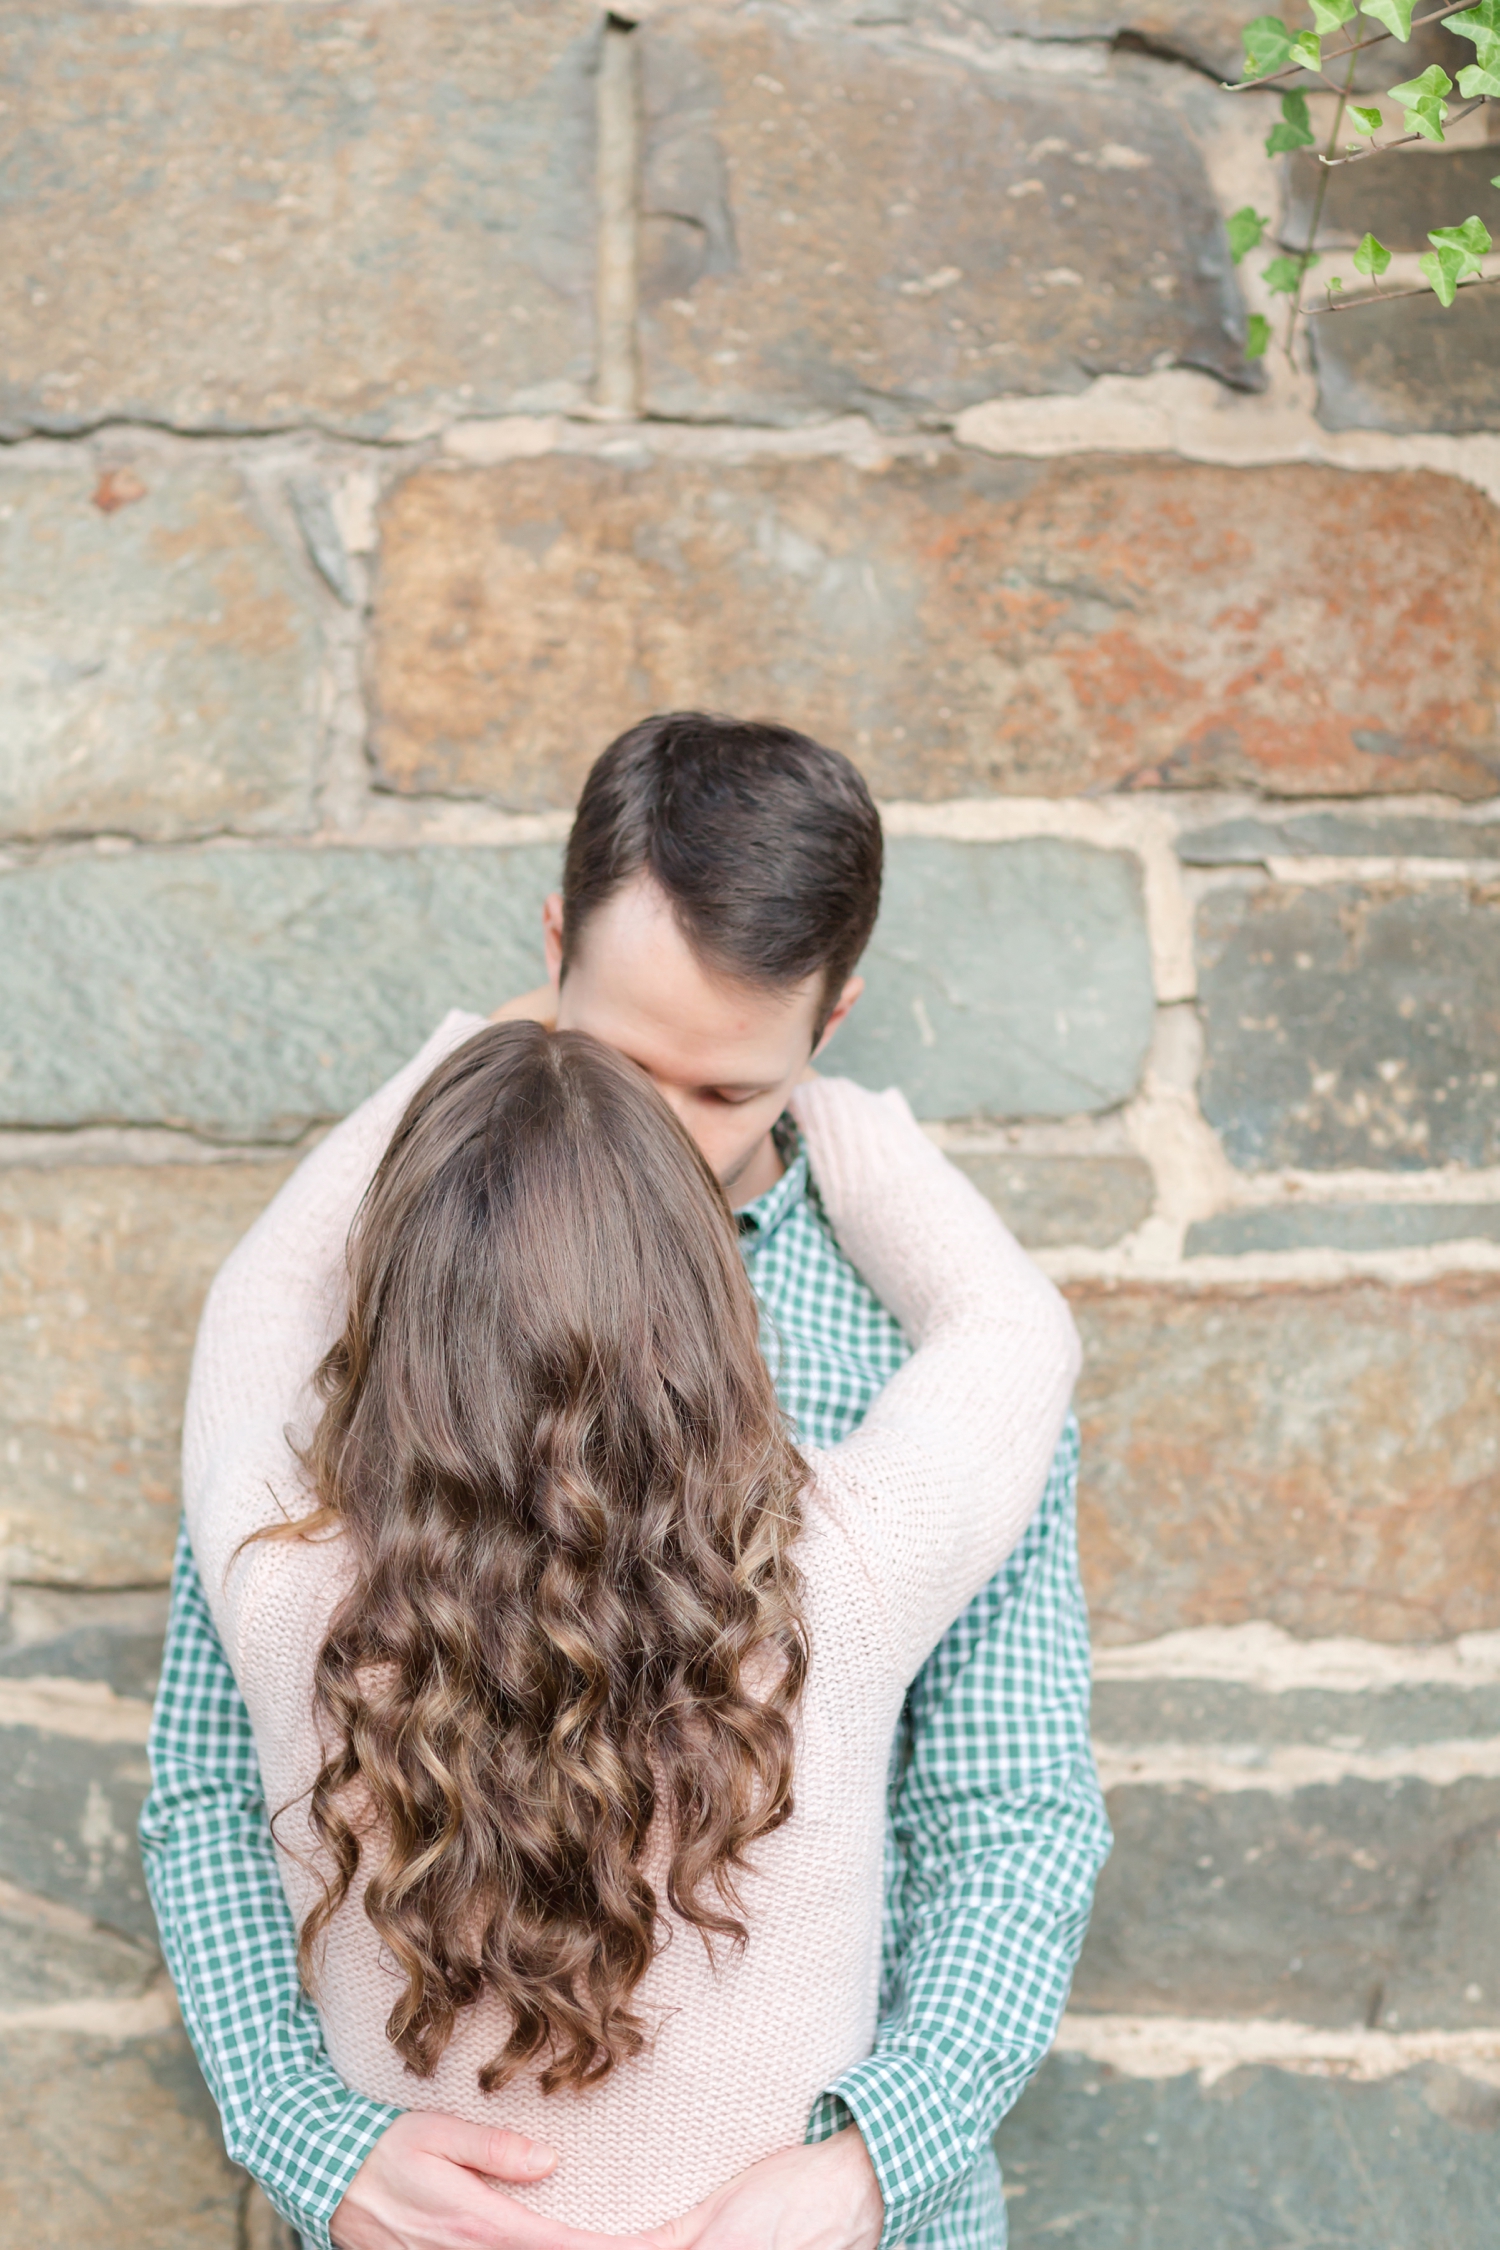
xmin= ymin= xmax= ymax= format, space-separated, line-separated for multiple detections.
xmin=371 ymin=455 xmax=1500 ymax=804
xmin=1070 ymin=1278 xmax=1500 ymax=1645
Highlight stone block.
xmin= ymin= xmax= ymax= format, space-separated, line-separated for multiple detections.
xmin=0 ymin=2028 xmax=242 ymax=2250
xmin=908 ymin=3 xmax=1250 ymax=80
xmin=1312 ymin=287 xmax=1500 ymax=437
xmin=950 ymin=1153 xmax=1154 ymax=1247
xmin=637 ymin=10 xmax=1248 ymax=424
xmin=1070 ymin=1278 xmax=1500 ymax=1644
xmin=0 ymin=1589 xmax=168 ymax=1701
xmin=0 ymin=461 xmax=321 ymax=844
xmin=996 ymin=2052 xmax=1500 ymax=2250
xmin=900 ymin=0 xmax=1472 ymax=85
xmin=1186 ymin=1203 xmax=1500 ymax=1257
xmin=0 ymin=1166 xmax=293 ymax=1587
xmin=1288 ymin=144 xmax=1500 ymax=256
xmin=1196 ymin=881 xmax=1500 ymax=1171
xmin=0 ymin=4 xmax=598 ymax=437
xmin=1078 ymin=1773 xmax=1500 ymax=2028
xmin=1178 ymin=812 xmax=1500 ymax=864
xmin=374 ymin=454 xmax=1498 ymax=801
xmin=0 ymin=1726 xmax=154 ymax=1943
xmin=0 ymin=846 xmax=560 ymax=1141
xmin=0 ymin=1884 xmax=159 ymax=2012
xmin=826 ymin=840 xmax=1155 ymax=1118
xmin=1093 ymin=1672 xmax=1500 ymax=1754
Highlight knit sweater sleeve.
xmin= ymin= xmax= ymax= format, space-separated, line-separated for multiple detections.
xmin=182 ymin=1010 xmax=487 ymax=1630
xmin=788 ymin=1077 xmax=1080 ymax=1686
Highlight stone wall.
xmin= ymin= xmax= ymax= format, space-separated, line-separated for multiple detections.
xmin=1 ymin=5 xmax=1498 ymax=2243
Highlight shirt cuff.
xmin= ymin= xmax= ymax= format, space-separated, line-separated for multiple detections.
xmin=240 ymin=2081 xmax=402 ymax=2250
xmin=807 ymin=2054 xmax=972 ymax=2247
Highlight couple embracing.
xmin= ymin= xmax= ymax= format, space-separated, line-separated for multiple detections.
xmin=144 ymin=714 xmax=1111 ymax=2250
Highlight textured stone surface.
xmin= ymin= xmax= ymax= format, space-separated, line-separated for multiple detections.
xmin=0 ymin=1728 xmax=153 ymax=1943
xmin=0 ymin=2029 xmax=241 ymax=2250
xmin=0 ymin=1166 xmax=292 ymax=1586
xmin=996 ymin=2053 xmax=1500 ymax=2249
xmin=928 ymin=2 xmax=1249 ymax=78
xmin=374 ymin=455 xmax=1499 ymax=801
xmin=0 ymin=846 xmax=559 ymax=1140
xmin=637 ymin=12 xmax=1248 ymax=425
xmin=0 ymin=1887 xmax=159 ymax=2011
xmin=951 ymin=1153 xmax=1155 ymax=1247
xmin=1312 ymin=286 xmax=1500 ymax=437
xmin=1070 ymin=1278 xmax=1500 ymax=1644
xmin=0 ymin=5 xmax=597 ymax=437
xmin=0 ymin=1590 xmax=168 ymax=1699
xmin=827 ymin=840 xmax=1155 ymax=1117
xmin=1077 ymin=1774 xmax=1500 ymax=2026
xmin=0 ymin=462 xmax=321 ymax=843
xmin=1197 ymin=882 xmax=1500 ymax=1171
xmin=1178 ymin=812 xmax=1500 ymax=864
xmin=1186 ymin=1203 xmax=1500 ymax=1257
xmin=1288 ymin=144 xmax=1500 ymax=256
xmin=1094 ymin=1673 xmax=1500 ymax=1753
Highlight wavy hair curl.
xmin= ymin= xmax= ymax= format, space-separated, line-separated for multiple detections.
xmin=279 ymin=1022 xmax=807 ymax=2094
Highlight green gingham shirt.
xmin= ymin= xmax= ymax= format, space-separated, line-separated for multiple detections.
xmin=142 ymin=1124 xmax=1108 ymax=2250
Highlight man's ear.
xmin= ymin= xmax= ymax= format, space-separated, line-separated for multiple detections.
xmin=812 ymin=974 xmax=863 ymax=1058
xmin=541 ymin=893 xmax=565 ymax=992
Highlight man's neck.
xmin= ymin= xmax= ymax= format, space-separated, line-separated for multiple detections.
xmin=727 ymin=1127 xmax=786 ymax=1209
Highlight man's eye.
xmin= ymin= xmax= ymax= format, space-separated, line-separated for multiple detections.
xmin=710 ymin=1090 xmax=760 ymax=1107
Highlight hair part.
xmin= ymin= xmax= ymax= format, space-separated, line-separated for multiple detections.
xmin=561 ymin=712 xmax=883 ymax=1038
xmin=280 ymin=1022 xmax=808 ymax=2095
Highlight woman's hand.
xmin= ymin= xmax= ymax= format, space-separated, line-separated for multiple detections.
xmin=640 ymin=2130 xmax=884 ymax=2250
xmin=331 ymin=2112 xmax=655 ymax=2250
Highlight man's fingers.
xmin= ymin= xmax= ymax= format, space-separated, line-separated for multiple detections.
xmin=412 ymin=2111 xmax=559 ymax=2183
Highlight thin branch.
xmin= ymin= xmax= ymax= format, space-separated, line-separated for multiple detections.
xmin=1321 ymin=93 xmax=1488 ymax=162
xmin=1285 ymin=42 xmax=1362 ymax=352
xmin=1223 ymin=0 xmax=1477 ymax=92
xmin=1309 ymin=268 xmax=1500 ymax=310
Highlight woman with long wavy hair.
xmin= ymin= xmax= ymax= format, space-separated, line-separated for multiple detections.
xmin=183 ymin=1010 xmax=1077 ymax=2233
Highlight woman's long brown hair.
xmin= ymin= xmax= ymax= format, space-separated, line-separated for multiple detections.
xmin=281 ymin=1022 xmax=807 ymax=2095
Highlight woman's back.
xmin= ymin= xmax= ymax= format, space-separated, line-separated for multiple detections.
xmin=184 ymin=1013 xmax=1078 ymax=2231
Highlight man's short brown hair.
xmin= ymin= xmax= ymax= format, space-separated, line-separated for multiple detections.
xmin=561 ymin=713 xmax=883 ymax=1032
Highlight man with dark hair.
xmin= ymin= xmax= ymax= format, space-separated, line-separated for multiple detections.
xmin=143 ymin=713 xmax=1109 ymax=2250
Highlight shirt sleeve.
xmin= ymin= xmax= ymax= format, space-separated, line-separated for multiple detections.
xmin=139 ymin=1522 xmax=400 ymax=2248
xmin=804 ymin=1419 xmax=1111 ymax=2246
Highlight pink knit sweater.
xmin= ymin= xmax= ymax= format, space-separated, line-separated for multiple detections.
xmin=183 ymin=1012 xmax=1080 ymax=2233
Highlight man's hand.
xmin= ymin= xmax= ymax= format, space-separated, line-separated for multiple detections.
xmin=331 ymin=2111 xmax=653 ymax=2250
xmin=642 ymin=2130 xmax=885 ymax=2250
xmin=489 ymin=985 xmax=556 ymax=1030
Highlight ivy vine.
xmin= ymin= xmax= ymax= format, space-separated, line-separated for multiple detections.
xmin=1225 ymin=0 xmax=1500 ymax=356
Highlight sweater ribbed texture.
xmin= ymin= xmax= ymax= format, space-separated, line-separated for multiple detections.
xmin=184 ymin=1013 xmax=1079 ymax=2233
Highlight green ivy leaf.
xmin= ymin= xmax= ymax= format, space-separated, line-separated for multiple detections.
xmin=1310 ymin=0 xmax=1356 ymax=27
xmin=1266 ymin=90 xmax=1317 ymax=152
xmin=1420 ymin=246 xmax=1462 ymax=304
xmin=1360 ymin=0 xmax=1414 ymax=36
xmin=1263 ymin=252 xmax=1316 ymax=292
xmin=1288 ymin=28 xmax=1323 ymax=67
xmin=1352 ymin=230 xmax=1392 ymax=275
xmin=1245 ymin=313 xmax=1273 ymax=358
xmin=1242 ymin=14 xmax=1296 ymax=74
xmin=1408 ymin=95 xmax=1449 ymax=138
xmin=1429 ymin=214 xmax=1492 ymax=265
xmin=1457 ymin=59 xmax=1500 ymax=95
xmin=1389 ymin=63 xmax=1453 ymax=98
xmin=1447 ymin=0 xmax=1500 ymax=41
xmin=1226 ymin=206 xmax=1272 ymax=262
xmin=1350 ymin=104 xmax=1385 ymax=132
